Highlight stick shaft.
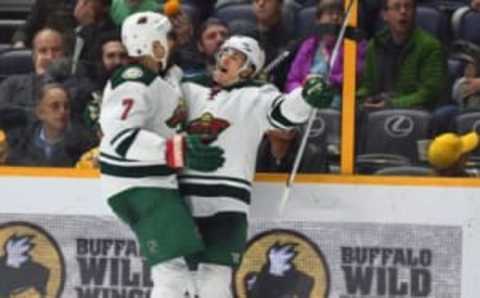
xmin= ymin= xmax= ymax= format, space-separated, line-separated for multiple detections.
xmin=278 ymin=0 xmax=355 ymax=216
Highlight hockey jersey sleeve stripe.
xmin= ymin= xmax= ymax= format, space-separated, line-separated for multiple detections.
xmin=267 ymin=114 xmax=289 ymax=130
xmin=271 ymin=94 xmax=283 ymax=108
xmin=100 ymin=152 xmax=138 ymax=162
xmin=180 ymin=183 xmax=251 ymax=204
xmin=271 ymin=101 xmax=305 ymax=126
xmin=100 ymin=161 xmax=175 ymax=178
xmin=268 ymin=106 xmax=300 ymax=130
xmin=114 ymin=128 xmax=140 ymax=157
xmin=178 ymin=174 xmax=251 ymax=187
xmin=110 ymin=128 xmax=135 ymax=146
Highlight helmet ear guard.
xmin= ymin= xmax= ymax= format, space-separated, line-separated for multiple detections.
xmin=122 ymin=12 xmax=172 ymax=70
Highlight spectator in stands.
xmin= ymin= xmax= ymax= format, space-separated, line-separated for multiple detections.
xmin=452 ymin=52 xmax=480 ymax=109
xmin=253 ymin=0 xmax=296 ymax=88
xmin=72 ymin=0 xmax=117 ymax=77
xmin=110 ymin=0 xmax=161 ymax=25
xmin=0 ymin=130 xmax=8 ymax=164
xmin=83 ymin=31 xmax=128 ymax=134
xmin=427 ymin=131 xmax=479 ymax=177
xmin=357 ymin=0 xmax=447 ymax=110
xmin=184 ymin=18 xmax=230 ymax=77
xmin=256 ymin=129 xmax=328 ymax=173
xmin=0 ymin=28 xmax=65 ymax=129
xmin=93 ymin=30 xmax=128 ymax=88
xmin=44 ymin=57 xmax=97 ymax=124
xmin=168 ymin=8 xmax=204 ymax=75
xmin=471 ymin=0 xmax=480 ymax=11
xmin=285 ymin=0 xmax=367 ymax=108
xmin=11 ymin=0 xmax=76 ymax=49
xmin=7 ymin=83 xmax=96 ymax=167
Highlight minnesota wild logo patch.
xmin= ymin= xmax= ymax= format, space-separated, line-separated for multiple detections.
xmin=185 ymin=112 xmax=230 ymax=141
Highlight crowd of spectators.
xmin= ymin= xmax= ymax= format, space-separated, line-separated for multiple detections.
xmin=0 ymin=0 xmax=479 ymax=177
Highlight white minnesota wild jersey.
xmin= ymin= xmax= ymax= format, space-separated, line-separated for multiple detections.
xmin=99 ymin=64 xmax=184 ymax=199
xmin=180 ymin=76 xmax=312 ymax=217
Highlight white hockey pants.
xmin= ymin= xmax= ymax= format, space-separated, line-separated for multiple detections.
xmin=195 ymin=263 xmax=233 ymax=298
xmin=150 ymin=257 xmax=194 ymax=298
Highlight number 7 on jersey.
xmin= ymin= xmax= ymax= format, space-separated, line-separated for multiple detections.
xmin=121 ymin=98 xmax=134 ymax=120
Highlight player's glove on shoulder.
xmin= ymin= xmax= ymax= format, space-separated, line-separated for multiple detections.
xmin=302 ymin=75 xmax=336 ymax=109
xmin=166 ymin=134 xmax=225 ymax=172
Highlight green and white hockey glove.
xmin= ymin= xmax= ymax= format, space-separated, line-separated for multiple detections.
xmin=302 ymin=75 xmax=336 ymax=109
xmin=166 ymin=134 xmax=225 ymax=172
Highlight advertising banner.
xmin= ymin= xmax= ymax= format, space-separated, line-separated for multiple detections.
xmin=0 ymin=214 xmax=462 ymax=298
xmin=235 ymin=221 xmax=462 ymax=298
xmin=0 ymin=214 xmax=151 ymax=298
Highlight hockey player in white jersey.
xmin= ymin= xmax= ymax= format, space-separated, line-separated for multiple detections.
xmin=98 ymin=12 xmax=225 ymax=298
xmin=180 ymin=35 xmax=334 ymax=297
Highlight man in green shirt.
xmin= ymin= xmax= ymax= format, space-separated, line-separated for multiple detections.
xmin=358 ymin=0 xmax=447 ymax=110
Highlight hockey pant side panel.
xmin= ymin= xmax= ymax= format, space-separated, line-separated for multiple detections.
xmin=186 ymin=212 xmax=247 ymax=268
xmin=108 ymin=187 xmax=204 ymax=265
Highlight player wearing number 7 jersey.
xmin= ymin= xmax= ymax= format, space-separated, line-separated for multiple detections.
xmin=98 ymin=12 xmax=225 ymax=298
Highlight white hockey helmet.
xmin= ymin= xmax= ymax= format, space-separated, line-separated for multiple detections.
xmin=218 ymin=35 xmax=266 ymax=76
xmin=121 ymin=12 xmax=172 ymax=70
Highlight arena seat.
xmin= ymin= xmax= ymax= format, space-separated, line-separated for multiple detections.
xmin=356 ymin=109 xmax=432 ymax=173
xmin=310 ymin=109 xmax=341 ymax=155
xmin=0 ymin=44 xmax=12 ymax=54
xmin=415 ymin=5 xmax=450 ymax=43
xmin=454 ymin=111 xmax=480 ymax=163
xmin=447 ymin=55 xmax=468 ymax=86
xmin=213 ymin=3 xmax=256 ymax=26
xmin=294 ymin=5 xmax=316 ymax=38
xmin=0 ymin=0 xmax=33 ymax=14
xmin=374 ymin=165 xmax=433 ymax=176
xmin=0 ymin=49 xmax=33 ymax=82
xmin=298 ymin=109 xmax=340 ymax=172
xmin=451 ymin=6 xmax=480 ymax=45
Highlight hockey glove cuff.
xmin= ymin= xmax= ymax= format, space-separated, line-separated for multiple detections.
xmin=166 ymin=134 xmax=225 ymax=172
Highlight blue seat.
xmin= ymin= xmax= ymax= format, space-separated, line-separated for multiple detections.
xmin=309 ymin=109 xmax=341 ymax=172
xmin=0 ymin=44 xmax=12 ymax=54
xmin=415 ymin=5 xmax=450 ymax=43
xmin=448 ymin=55 xmax=468 ymax=86
xmin=419 ymin=0 xmax=468 ymax=11
xmin=451 ymin=6 xmax=480 ymax=45
xmin=294 ymin=6 xmax=316 ymax=38
xmin=0 ymin=49 xmax=33 ymax=81
xmin=213 ymin=3 xmax=256 ymax=26
xmin=455 ymin=111 xmax=480 ymax=133
xmin=374 ymin=165 xmax=433 ymax=176
xmin=454 ymin=111 xmax=480 ymax=162
xmin=309 ymin=108 xmax=341 ymax=155
xmin=356 ymin=109 xmax=432 ymax=173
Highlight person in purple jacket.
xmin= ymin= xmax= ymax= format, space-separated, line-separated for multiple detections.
xmin=284 ymin=0 xmax=367 ymax=109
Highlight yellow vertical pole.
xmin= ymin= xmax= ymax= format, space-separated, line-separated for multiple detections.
xmin=340 ymin=0 xmax=358 ymax=174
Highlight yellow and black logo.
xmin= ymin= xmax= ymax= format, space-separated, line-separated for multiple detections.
xmin=234 ymin=229 xmax=329 ymax=298
xmin=0 ymin=222 xmax=65 ymax=298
